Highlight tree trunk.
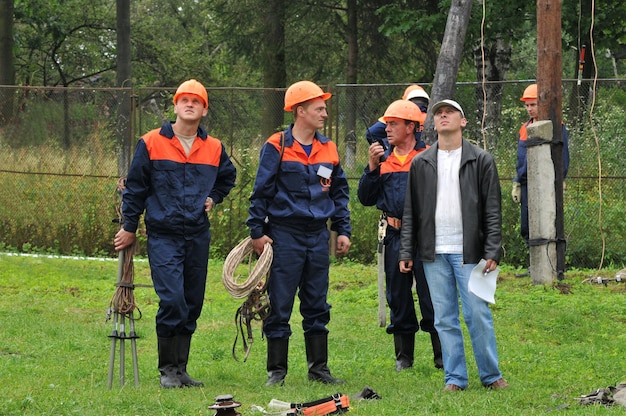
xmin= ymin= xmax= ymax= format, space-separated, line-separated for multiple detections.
xmin=0 ymin=0 xmax=15 ymax=125
xmin=116 ymin=0 xmax=132 ymax=176
xmin=261 ymin=0 xmax=286 ymax=138
xmin=422 ymin=0 xmax=473 ymax=144
xmin=473 ymin=37 xmax=511 ymax=149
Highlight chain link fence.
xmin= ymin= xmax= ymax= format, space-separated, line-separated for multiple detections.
xmin=1 ymin=80 xmax=625 ymax=269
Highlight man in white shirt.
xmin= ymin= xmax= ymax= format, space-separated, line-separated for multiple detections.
xmin=398 ymin=100 xmax=508 ymax=392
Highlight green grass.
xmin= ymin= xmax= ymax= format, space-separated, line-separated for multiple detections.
xmin=0 ymin=254 xmax=624 ymax=415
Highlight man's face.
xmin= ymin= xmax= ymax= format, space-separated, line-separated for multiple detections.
xmin=524 ymin=99 xmax=538 ymax=120
xmin=298 ymin=98 xmax=328 ymax=130
xmin=174 ymin=93 xmax=208 ymax=121
xmin=385 ymin=117 xmax=414 ymax=146
xmin=433 ymin=106 xmax=466 ymax=133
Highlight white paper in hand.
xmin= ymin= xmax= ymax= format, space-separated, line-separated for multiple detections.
xmin=468 ymin=259 xmax=498 ymax=304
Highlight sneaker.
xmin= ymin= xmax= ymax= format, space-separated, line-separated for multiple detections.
xmin=486 ymin=378 xmax=509 ymax=389
xmin=443 ymin=384 xmax=463 ymax=392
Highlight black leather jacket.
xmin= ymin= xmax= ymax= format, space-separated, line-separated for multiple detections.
xmin=399 ymin=139 xmax=502 ymax=264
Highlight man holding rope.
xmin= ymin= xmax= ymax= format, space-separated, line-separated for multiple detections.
xmin=247 ymin=80 xmax=351 ymax=386
xmin=114 ymin=79 xmax=236 ymax=388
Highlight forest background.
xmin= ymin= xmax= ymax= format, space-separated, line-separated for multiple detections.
xmin=1 ymin=0 xmax=626 ymax=270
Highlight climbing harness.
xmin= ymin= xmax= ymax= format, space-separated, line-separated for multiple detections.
xmin=222 ymin=236 xmax=273 ymax=361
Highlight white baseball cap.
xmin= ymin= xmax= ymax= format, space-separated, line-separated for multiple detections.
xmin=430 ymin=99 xmax=465 ymax=118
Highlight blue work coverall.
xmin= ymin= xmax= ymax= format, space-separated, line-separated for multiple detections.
xmin=357 ymin=140 xmax=436 ymax=335
xmin=247 ymin=125 xmax=351 ymax=339
xmin=122 ymin=122 xmax=236 ymax=337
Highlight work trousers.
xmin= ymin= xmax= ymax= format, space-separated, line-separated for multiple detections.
xmin=147 ymin=231 xmax=210 ymax=338
xmin=263 ymin=222 xmax=331 ymax=339
xmin=384 ymin=228 xmax=435 ymax=334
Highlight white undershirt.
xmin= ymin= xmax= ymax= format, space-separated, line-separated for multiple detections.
xmin=175 ymin=132 xmax=196 ymax=156
xmin=435 ymin=147 xmax=463 ymax=254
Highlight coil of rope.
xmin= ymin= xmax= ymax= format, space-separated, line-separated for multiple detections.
xmin=222 ymin=237 xmax=273 ymax=299
xmin=222 ymin=236 xmax=273 ymax=361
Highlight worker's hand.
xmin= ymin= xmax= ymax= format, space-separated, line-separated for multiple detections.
xmin=511 ymin=182 xmax=521 ymax=204
xmin=252 ymin=235 xmax=273 ymax=256
xmin=368 ymin=142 xmax=385 ymax=171
xmin=399 ymin=259 xmax=413 ymax=273
xmin=336 ymin=235 xmax=351 ymax=255
xmin=483 ymin=259 xmax=498 ymax=274
xmin=114 ymin=228 xmax=136 ymax=251
xmin=205 ymin=196 xmax=214 ymax=212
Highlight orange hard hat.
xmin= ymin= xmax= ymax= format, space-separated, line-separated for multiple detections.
xmin=173 ymin=79 xmax=208 ymax=108
xmin=380 ymin=100 xmax=426 ymax=124
xmin=284 ymin=81 xmax=332 ymax=111
xmin=520 ymin=84 xmax=538 ymax=101
xmin=402 ymin=84 xmax=425 ymax=100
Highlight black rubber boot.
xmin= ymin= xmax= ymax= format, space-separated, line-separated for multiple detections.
xmin=430 ymin=331 xmax=443 ymax=369
xmin=177 ymin=334 xmax=204 ymax=387
xmin=393 ymin=333 xmax=415 ymax=372
xmin=266 ymin=338 xmax=289 ymax=386
xmin=305 ymin=334 xmax=345 ymax=384
xmin=158 ymin=336 xmax=182 ymax=388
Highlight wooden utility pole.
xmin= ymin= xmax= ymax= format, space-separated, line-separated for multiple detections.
xmin=535 ymin=0 xmax=566 ymax=282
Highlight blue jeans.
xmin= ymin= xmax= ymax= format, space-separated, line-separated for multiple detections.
xmin=423 ymin=254 xmax=502 ymax=388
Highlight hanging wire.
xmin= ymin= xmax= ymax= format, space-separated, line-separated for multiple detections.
xmin=585 ymin=0 xmax=606 ymax=271
xmin=479 ymin=0 xmax=488 ymax=149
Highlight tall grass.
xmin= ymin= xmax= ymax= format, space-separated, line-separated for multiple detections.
xmin=0 ymin=253 xmax=624 ymax=415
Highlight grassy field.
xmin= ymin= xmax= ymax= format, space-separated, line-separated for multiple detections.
xmin=0 ymin=253 xmax=624 ymax=415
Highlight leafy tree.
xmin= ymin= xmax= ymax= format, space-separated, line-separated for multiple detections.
xmin=13 ymin=0 xmax=116 ymax=86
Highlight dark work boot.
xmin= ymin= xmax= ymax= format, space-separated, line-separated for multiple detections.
xmin=393 ymin=333 xmax=415 ymax=372
xmin=430 ymin=331 xmax=443 ymax=369
xmin=158 ymin=336 xmax=182 ymax=388
xmin=176 ymin=334 xmax=204 ymax=387
xmin=266 ymin=338 xmax=289 ymax=386
xmin=305 ymin=334 xmax=345 ymax=384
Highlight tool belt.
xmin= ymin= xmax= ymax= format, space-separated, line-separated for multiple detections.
xmin=292 ymin=394 xmax=350 ymax=415
xmin=383 ymin=213 xmax=401 ymax=229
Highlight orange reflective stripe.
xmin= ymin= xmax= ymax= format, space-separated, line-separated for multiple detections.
xmin=269 ymin=133 xmax=340 ymax=166
xmin=143 ymin=129 xmax=222 ymax=166
xmin=380 ymin=147 xmax=423 ymax=175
